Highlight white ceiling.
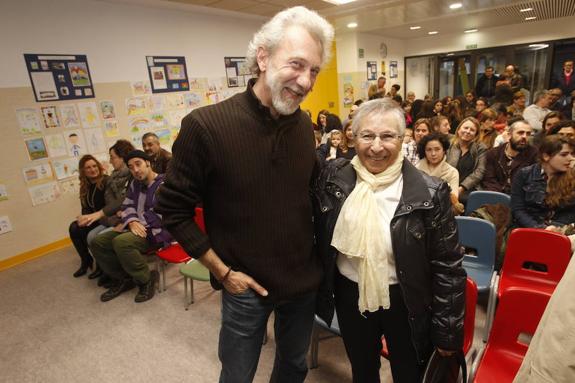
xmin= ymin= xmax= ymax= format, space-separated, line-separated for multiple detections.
xmin=100 ymin=0 xmax=575 ymax=39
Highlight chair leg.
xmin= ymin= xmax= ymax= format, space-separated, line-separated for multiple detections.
xmin=309 ymin=324 xmax=319 ymax=369
xmin=155 ymin=259 xmax=163 ymax=294
xmin=184 ymin=277 xmax=190 ymax=310
xmin=484 ymin=273 xmax=499 ymax=342
xmin=190 ymin=279 xmax=195 ymax=304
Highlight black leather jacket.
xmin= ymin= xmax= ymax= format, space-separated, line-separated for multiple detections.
xmin=312 ymin=158 xmax=466 ymax=363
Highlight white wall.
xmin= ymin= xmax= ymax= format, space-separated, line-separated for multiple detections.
xmin=405 ymin=16 xmax=575 ymax=57
xmin=0 ymin=0 xmax=262 ymax=88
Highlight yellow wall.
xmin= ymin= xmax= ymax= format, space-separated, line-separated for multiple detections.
xmin=301 ymin=44 xmax=339 ymax=124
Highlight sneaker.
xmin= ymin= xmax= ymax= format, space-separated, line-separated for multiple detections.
xmin=135 ymin=270 xmax=159 ymax=303
xmin=100 ymin=279 xmax=136 ymax=302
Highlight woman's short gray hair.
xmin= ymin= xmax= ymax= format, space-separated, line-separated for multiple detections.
xmin=245 ymin=6 xmax=334 ymax=76
xmin=351 ymin=98 xmax=406 ymax=136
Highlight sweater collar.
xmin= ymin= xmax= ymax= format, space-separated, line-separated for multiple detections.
xmin=244 ymin=78 xmax=301 ymax=124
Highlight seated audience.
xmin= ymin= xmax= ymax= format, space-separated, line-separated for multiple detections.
xmin=478 ymin=109 xmax=498 ymax=149
xmin=320 ymin=130 xmax=345 ymax=162
xmin=91 ymin=150 xmax=172 ymax=303
xmin=342 ymin=120 xmax=357 ymax=159
xmin=403 ymin=118 xmax=430 ymax=165
xmin=312 ymin=98 xmax=465 ymax=383
xmin=69 ymin=155 xmax=109 ymax=278
xmin=316 ymin=109 xmax=329 ymax=133
xmin=463 ymin=91 xmax=476 ymax=116
xmin=406 ymin=91 xmax=416 ymax=103
xmin=448 ymin=98 xmax=464 ymax=132
xmin=548 ymin=120 xmax=575 ymax=140
xmin=482 ymin=119 xmax=537 ymax=194
xmin=523 ymin=91 xmax=552 ymax=134
xmin=416 ymin=133 xmax=463 ymax=214
xmin=532 ymin=111 xmax=564 ymax=147
xmin=511 ymin=135 xmax=575 ymax=229
xmin=388 ymin=84 xmax=400 ymax=98
xmin=507 ymin=91 xmax=526 ymax=117
xmin=474 ymin=97 xmax=488 ymax=118
xmin=430 ymin=115 xmax=453 ymax=139
xmin=402 ymin=101 xmax=413 ymax=128
xmin=141 ymin=132 xmax=172 ymax=174
xmin=416 ymin=100 xmax=436 ymax=119
xmin=446 ymin=117 xmax=487 ymax=203
xmin=432 ymin=99 xmax=444 ymax=116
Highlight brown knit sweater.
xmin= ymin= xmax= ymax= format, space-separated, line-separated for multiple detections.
xmin=156 ymin=80 xmax=322 ymax=301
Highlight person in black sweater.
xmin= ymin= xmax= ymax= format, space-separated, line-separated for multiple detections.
xmin=68 ymin=155 xmax=108 ymax=277
xmin=156 ymin=7 xmax=334 ymax=383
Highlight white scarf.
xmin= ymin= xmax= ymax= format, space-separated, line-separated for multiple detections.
xmin=331 ymin=154 xmax=403 ymax=313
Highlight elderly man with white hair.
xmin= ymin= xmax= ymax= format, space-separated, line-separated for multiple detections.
xmin=157 ymin=6 xmax=334 ymax=383
xmin=313 ymin=98 xmax=465 ymax=382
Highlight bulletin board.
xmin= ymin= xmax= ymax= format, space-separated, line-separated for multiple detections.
xmin=224 ymin=57 xmax=253 ymax=88
xmin=24 ymin=54 xmax=95 ymax=102
xmin=146 ymin=56 xmax=190 ymax=93
xmin=367 ymin=61 xmax=377 ymax=81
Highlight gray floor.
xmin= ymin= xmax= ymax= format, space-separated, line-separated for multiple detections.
xmin=0 ymin=247 xmax=397 ymax=383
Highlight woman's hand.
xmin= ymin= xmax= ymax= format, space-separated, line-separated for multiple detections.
xmin=128 ymin=221 xmax=147 ymax=237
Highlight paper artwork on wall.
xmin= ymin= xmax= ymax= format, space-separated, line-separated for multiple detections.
xmin=22 ymin=163 xmax=54 ymax=185
xmin=52 ymin=158 xmax=80 ymax=180
xmin=64 ymin=129 xmax=87 ymax=157
xmin=165 ymin=93 xmax=184 ymax=109
xmin=128 ymin=116 xmax=151 ymax=133
xmin=58 ymin=178 xmax=80 ymax=196
xmin=41 ymin=106 xmax=60 ymax=129
xmin=28 ymin=182 xmax=60 ymax=206
xmin=99 ymin=100 xmax=116 ymax=120
xmin=25 ymin=137 xmax=49 ymax=161
xmin=131 ymin=81 xmax=152 ymax=96
xmin=150 ymin=112 xmax=169 ymax=129
xmin=85 ymin=128 xmax=107 ymax=154
xmin=150 ymin=95 xmax=166 ymax=111
xmin=126 ymin=97 xmax=149 ymax=116
xmin=59 ymin=104 xmax=81 ymax=129
xmin=343 ymin=83 xmax=354 ymax=107
xmin=24 ymin=54 xmax=95 ymax=102
xmin=168 ymin=110 xmax=187 ymax=129
xmin=150 ymin=67 xmax=167 ymax=90
xmin=183 ymin=92 xmax=203 ymax=110
xmin=45 ymin=133 xmax=68 ymax=158
xmin=0 ymin=182 xmax=8 ymax=201
xmin=104 ymin=120 xmax=120 ymax=138
xmin=77 ymin=102 xmax=101 ymax=128
xmin=0 ymin=216 xmax=13 ymax=235
xmin=131 ymin=133 xmax=144 ymax=149
xmin=155 ymin=128 xmax=171 ymax=147
xmin=93 ymin=152 xmax=112 ymax=174
xmin=16 ymin=108 xmax=43 ymax=136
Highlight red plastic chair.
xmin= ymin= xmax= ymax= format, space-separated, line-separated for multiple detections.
xmin=484 ymin=228 xmax=571 ymax=340
xmin=470 ymin=288 xmax=551 ymax=383
xmin=155 ymin=207 xmax=206 ymax=291
xmin=381 ymin=278 xmax=477 ymax=359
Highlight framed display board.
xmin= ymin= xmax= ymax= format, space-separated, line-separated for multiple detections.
xmin=146 ymin=56 xmax=189 ymax=93
xmin=367 ymin=61 xmax=377 ymax=80
xmin=224 ymin=57 xmax=253 ymax=88
xmin=24 ymin=54 xmax=95 ymax=102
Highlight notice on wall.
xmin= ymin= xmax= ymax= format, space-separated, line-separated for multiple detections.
xmin=224 ymin=57 xmax=252 ymax=88
xmin=0 ymin=182 xmax=8 ymax=201
xmin=367 ymin=61 xmax=377 ymax=81
xmin=146 ymin=56 xmax=189 ymax=93
xmin=0 ymin=216 xmax=13 ymax=235
xmin=390 ymin=61 xmax=398 ymax=78
xmin=24 ymin=54 xmax=95 ymax=102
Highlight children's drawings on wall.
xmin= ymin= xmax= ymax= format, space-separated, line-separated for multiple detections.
xmin=58 ymin=178 xmax=81 ymax=196
xmin=41 ymin=106 xmax=60 ymax=129
xmin=59 ymin=104 xmax=81 ymax=129
xmin=131 ymin=81 xmax=151 ymax=96
xmin=65 ymin=129 xmax=87 ymax=157
xmin=183 ymin=92 xmax=203 ymax=110
xmin=104 ymin=120 xmax=119 ymax=138
xmin=165 ymin=93 xmax=184 ymax=109
xmin=0 ymin=182 xmax=8 ymax=201
xmin=99 ymin=100 xmax=116 ymax=120
xmin=85 ymin=128 xmax=107 ymax=154
xmin=45 ymin=133 xmax=68 ymax=158
xmin=168 ymin=110 xmax=187 ymax=129
xmin=52 ymin=158 xmax=80 ymax=180
xmin=28 ymin=182 xmax=60 ymax=206
xmin=128 ymin=116 xmax=151 ymax=133
xmin=16 ymin=108 xmax=43 ymax=136
xmin=25 ymin=137 xmax=49 ymax=161
xmin=77 ymin=102 xmax=100 ymax=128
xmin=0 ymin=216 xmax=13 ymax=235
xmin=22 ymin=163 xmax=54 ymax=185
xmin=126 ymin=97 xmax=149 ymax=116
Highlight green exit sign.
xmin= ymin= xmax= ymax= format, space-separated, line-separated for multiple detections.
xmin=466 ymin=44 xmax=478 ymax=50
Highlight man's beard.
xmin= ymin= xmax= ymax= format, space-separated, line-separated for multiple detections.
xmin=509 ymin=138 xmax=528 ymax=152
xmin=265 ymin=66 xmax=307 ymax=115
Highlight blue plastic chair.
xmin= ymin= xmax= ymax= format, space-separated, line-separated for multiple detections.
xmin=456 ymin=216 xmax=497 ymax=293
xmin=309 ymin=314 xmax=341 ymax=369
xmin=464 ymin=190 xmax=511 ymax=215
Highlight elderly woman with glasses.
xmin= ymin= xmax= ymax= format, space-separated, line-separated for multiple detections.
xmin=313 ymin=98 xmax=466 ymax=383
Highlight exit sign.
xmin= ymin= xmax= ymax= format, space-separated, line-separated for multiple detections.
xmin=466 ymin=44 xmax=478 ymax=50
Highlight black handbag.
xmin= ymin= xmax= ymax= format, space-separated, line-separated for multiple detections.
xmin=422 ymin=349 xmax=467 ymax=383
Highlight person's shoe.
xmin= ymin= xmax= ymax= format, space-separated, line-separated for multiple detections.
xmin=73 ymin=261 xmax=93 ymax=278
xmin=97 ymin=274 xmax=112 ymax=287
xmin=134 ymin=270 xmax=159 ymax=303
xmin=88 ymin=266 xmax=103 ymax=280
xmin=100 ymin=279 xmax=136 ymax=302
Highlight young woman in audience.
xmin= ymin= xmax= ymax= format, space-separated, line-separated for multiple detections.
xmin=511 ymin=135 xmax=575 ymax=230
xmin=448 ymin=98 xmax=464 ymax=132
xmin=507 ymin=91 xmax=526 ymax=117
xmin=446 ymin=117 xmax=487 ymax=203
xmin=83 ymin=140 xmax=135 ymax=280
xmin=416 ymin=100 xmax=436 ymax=119
xmin=549 ymin=120 xmax=575 ymax=140
xmin=416 ymin=133 xmax=463 ymax=214
xmin=532 ymin=111 xmax=564 ymax=147
xmin=432 ymin=99 xmax=444 ymax=116
xmin=341 ymin=120 xmax=357 ymax=159
xmin=69 ymin=155 xmax=109 ymax=278
xmin=478 ymin=108 xmax=498 ymax=149
xmin=316 ymin=109 xmax=329 ymax=134
xmin=474 ymin=97 xmax=488 ymax=118
xmin=430 ymin=115 xmax=453 ymax=140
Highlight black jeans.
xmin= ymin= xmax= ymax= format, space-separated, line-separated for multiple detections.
xmin=334 ymin=270 xmax=425 ymax=383
xmin=69 ymin=220 xmax=98 ymax=267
